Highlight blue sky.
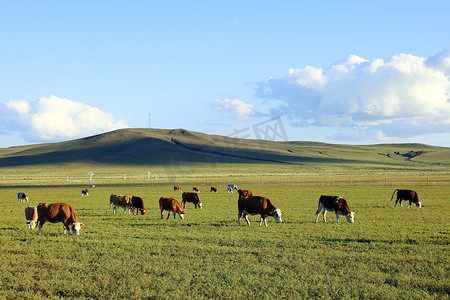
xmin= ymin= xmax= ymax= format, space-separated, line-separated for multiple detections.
xmin=1 ymin=1 xmax=449 ymax=147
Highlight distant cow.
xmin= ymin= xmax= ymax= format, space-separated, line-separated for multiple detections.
xmin=174 ymin=186 xmax=182 ymax=192
xmin=210 ymin=187 xmax=217 ymax=192
xmin=81 ymin=189 xmax=89 ymax=197
xmin=315 ymin=195 xmax=355 ymax=223
xmin=182 ymin=192 xmax=203 ymax=209
xmin=110 ymin=194 xmax=133 ymax=214
xmin=227 ymin=184 xmax=238 ymax=193
xmin=238 ymin=196 xmax=283 ymax=227
xmin=238 ymin=189 xmax=253 ymax=198
xmin=131 ymin=196 xmax=147 ymax=215
xmin=391 ymin=189 xmax=422 ymax=208
xmin=37 ymin=202 xmax=84 ymax=235
xmin=159 ymin=197 xmax=185 ymax=220
xmin=17 ymin=192 xmax=28 ymax=202
xmin=25 ymin=206 xmax=38 ymax=229
xmin=192 ymin=187 xmax=200 ymax=193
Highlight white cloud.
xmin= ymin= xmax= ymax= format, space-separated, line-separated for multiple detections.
xmin=256 ymin=48 xmax=450 ymax=142
xmin=0 ymin=95 xmax=128 ymax=144
xmin=214 ymin=98 xmax=254 ymax=120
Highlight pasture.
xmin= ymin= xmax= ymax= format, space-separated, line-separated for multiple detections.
xmin=1 ymin=182 xmax=449 ymax=299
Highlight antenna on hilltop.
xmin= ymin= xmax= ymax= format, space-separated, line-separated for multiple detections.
xmin=88 ymin=171 xmax=94 ymax=182
xmin=148 ymin=113 xmax=151 ymax=128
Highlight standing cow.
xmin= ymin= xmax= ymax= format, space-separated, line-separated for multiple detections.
xmin=131 ymin=196 xmax=147 ymax=215
xmin=227 ymin=184 xmax=238 ymax=193
xmin=25 ymin=206 xmax=38 ymax=229
xmin=182 ymin=192 xmax=203 ymax=209
xmin=174 ymin=186 xmax=182 ymax=192
xmin=37 ymin=202 xmax=84 ymax=235
xmin=391 ymin=189 xmax=422 ymax=208
xmin=81 ymin=189 xmax=89 ymax=197
xmin=238 ymin=196 xmax=283 ymax=227
xmin=159 ymin=197 xmax=185 ymax=220
xmin=110 ymin=194 xmax=133 ymax=214
xmin=210 ymin=187 xmax=217 ymax=192
xmin=18 ymin=192 xmax=28 ymax=202
xmin=314 ymin=195 xmax=355 ymax=223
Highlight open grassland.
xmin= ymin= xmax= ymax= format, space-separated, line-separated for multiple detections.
xmin=1 ymin=182 xmax=449 ymax=299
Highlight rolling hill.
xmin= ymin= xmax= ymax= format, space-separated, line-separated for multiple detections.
xmin=0 ymin=128 xmax=449 ymax=171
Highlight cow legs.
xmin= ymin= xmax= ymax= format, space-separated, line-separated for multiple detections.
xmin=166 ymin=211 xmax=171 ymax=220
xmin=335 ymin=212 xmax=340 ymax=223
xmin=38 ymin=220 xmax=46 ymax=234
xmin=259 ymin=216 xmax=268 ymax=227
xmin=244 ymin=214 xmax=250 ymax=226
xmin=322 ymin=210 xmax=328 ymax=222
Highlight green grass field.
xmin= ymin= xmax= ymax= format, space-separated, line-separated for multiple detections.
xmin=1 ymin=182 xmax=448 ymax=299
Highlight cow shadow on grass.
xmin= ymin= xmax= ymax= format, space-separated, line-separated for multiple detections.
xmin=316 ymin=237 xmax=423 ymax=245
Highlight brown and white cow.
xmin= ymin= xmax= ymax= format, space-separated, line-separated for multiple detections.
xmin=159 ymin=197 xmax=185 ymax=220
xmin=314 ymin=195 xmax=355 ymax=223
xmin=37 ymin=202 xmax=84 ymax=235
xmin=192 ymin=187 xmax=200 ymax=193
xmin=81 ymin=189 xmax=89 ymax=197
xmin=25 ymin=206 xmax=38 ymax=229
xmin=182 ymin=192 xmax=203 ymax=209
xmin=174 ymin=186 xmax=182 ymax=192
xmin=391 ymin=189 xmax=422 ymax=208
xmin=238 ymin=189 xmax=253 ymax=198
xmin=18 ymin=192 xmax=28 ymax=202
xmin=131 ymin=196 xmax=147 ymax=215
xmin=238 ymin=196 xmax=283 ymax=227
xmin=110 ymin=194 xmax=133 ymax=214
xmin=210 ymin=187 xmax=217 ymax=192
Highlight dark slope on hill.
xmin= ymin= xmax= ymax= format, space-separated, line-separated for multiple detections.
xmin=0 ymin=128 xmax=448 ymax=167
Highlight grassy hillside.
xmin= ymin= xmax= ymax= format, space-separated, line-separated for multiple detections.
xmin=1 ymin=128 xmax=449 ymax=167
xmin=0 ymin=128 xmax=449 ymax=186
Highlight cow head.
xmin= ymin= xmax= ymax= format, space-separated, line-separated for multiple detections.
xmin=198 ymin=202 xmax=203 ymax=209
xmin=345 ymin=212 xmax=355 ymax=223
xmin=140 ymin=209 xmax=147 ymax=215
xmin=27 ymin=220 xmax=37 ymax=229
xmin=417 ymin=202 xmax=422 ymax=208
xmin=71 ymin=223 xmax=84 ymax=235
xmin=179 ymin=212 xmax=186 ymax=220
xmin=272 ymin=209 xmax=283 ymax=223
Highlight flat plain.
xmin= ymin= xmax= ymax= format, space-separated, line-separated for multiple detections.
xmin=1 ymin=180 xmax=448 ymax=299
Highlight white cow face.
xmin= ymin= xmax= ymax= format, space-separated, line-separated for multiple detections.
xmin=27 ymin=220 xmax=37 ymax=229
xmin=72 ymin=223 xmax=84 ymax=235
xmin=417 ymin=202 xmax=422 ymax=208
xmin=345 ymin=212 xmax=355 ymax=223
xmin=179 ymin=213 xmax=185 ymax=220
xmin=198 ymin=202 xmax=203 ymax=209
xmin=272 ymin=209 xmax=283 ymax=223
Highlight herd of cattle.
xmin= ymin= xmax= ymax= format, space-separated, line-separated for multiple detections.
xmin=19 ymin=185 xmax=422 ymax=236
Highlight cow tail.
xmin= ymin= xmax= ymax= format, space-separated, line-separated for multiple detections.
xmin=390 ymin=189 xmax=398 ymax=201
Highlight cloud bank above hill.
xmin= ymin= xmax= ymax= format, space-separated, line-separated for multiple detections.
xmin=0 ymin=95 xmax=128 ymax=144
xmin=256 ymin=48 xmax=450 ymax=142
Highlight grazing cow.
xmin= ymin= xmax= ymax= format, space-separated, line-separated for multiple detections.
xmin=238 ymin=189 xmax=253 ymax=198
xmin=314 ymin=195 xmax=355 ymax=223
xmin=159 ymin=197 xmax=185 ymax=220
xmin=182 ymin=192 xmax=203 ymax=209
xmin=391 ymin=189 xmax=422 ymax=208
xmin=238 ymin=196 xmax=283 ymax=227
xmin=37 ymin=202 xmax=84 ymax=235
xmin=131 ymin=196 xmax=147 ymax=215
xmin=109 ymin=194 xmax=133 ymax=214
xmin=210 ymin=187 xmax=217 ymax=192
xmin=25 ymin=206 xmax=38 ymax=229
xmin=227 ymin=184 xmax=238 ymax=193
xmin=17 ymin=192 xmax=28 ymax=202
xmin=81 ymin=189 xmax=89 ymax=197
xmin=174 ymin=186 xmax=182 ymax=192
xmin=192 ymin=187 xmax=200 ymax=193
